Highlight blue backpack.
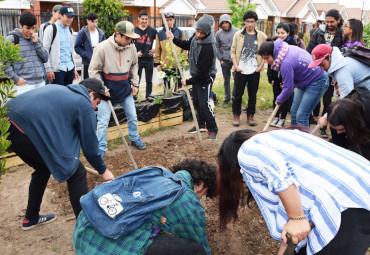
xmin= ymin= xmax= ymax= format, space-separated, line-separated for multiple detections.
xmin=80 ymin=166 xmax=189 ymax=239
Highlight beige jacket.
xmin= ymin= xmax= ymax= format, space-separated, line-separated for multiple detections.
xmin=154 ymin=29 xmax=186 ymax=68
xmin=230 ymin=28 xmax=267 ymax=72
xmin=89 ymin=35 xmax=139 ymax=87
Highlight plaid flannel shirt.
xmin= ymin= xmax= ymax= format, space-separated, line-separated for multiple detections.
xmin=73 ymin=173 xmax=211 ymax=255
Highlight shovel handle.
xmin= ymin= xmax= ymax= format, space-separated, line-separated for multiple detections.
xmin=284 ymin=221 xmax=315 ymax=255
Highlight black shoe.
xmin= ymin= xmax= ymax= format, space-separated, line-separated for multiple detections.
xmin=320 ymin=129 xmax=329 ymax=138
xmin=222 ymin=100 xmax=229 ymax=105
xmin=131 ymin=139 xmax=147 ymax=150
xmin=188 ymin=126 xmax=207 ymax=133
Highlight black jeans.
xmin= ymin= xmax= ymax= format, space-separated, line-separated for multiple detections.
xmin=144 ymin=233 xmax=206 ymax=255
xmin=221 ymin=61 xmax=233 ymax=101
xmin=272 ymin=78 xmax=289 ymax=119
xmin=8 ymin=124 xmax=88 ymax=220
xmin=232 ymin=71 xmax=260 ymax=116
xmin=295 ymin=208 xmax=370 ymax=255
xmin=138 ymin=59 xmax=154 ymax=98
xmin=192 ymin=78 xmax=218 ymax=133
xmin=83 ymin=64 xmax=90 ymax=79
xmin=53 ymin=68 xmax=75 ymax=86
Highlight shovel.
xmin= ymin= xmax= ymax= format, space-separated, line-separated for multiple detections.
xmin=283 ymin=221 xmax=315 ymax=255
xmin=263 ymin=105 xmax=280 ymax=131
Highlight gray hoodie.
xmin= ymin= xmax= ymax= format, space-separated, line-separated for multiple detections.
xmin=215 ymin=14 xmax=239 ymax=62
xmin=5 ymin=28 xmax=48 ymax=84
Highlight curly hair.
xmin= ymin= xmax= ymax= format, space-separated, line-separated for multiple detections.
xmin=170 ymin=159 xmax=217 ymax=199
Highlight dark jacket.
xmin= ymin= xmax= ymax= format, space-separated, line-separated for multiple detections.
xmin=173 ymin=34 xmax=217 ymax=85
xmin=306 ymin=25 xmax=346 ymax=53
xmin=134 ymin=24 xmax=157 ymax=62
xmin=74 ymin=26 xmax=106 ymax=65
xmin=6 ymin=84 xmax=106 ymax=182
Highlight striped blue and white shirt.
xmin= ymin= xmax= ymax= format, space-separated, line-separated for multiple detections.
xmin=237 ymin=129 xmax=370 ymax=255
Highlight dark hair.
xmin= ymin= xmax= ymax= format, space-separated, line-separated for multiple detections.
xmin=138 ymin=10 xmax=149 ymax=18
xmin=327 ymin=96 xmax=370 ymax=157
xmin=288 ymin=22 xmax=298 ymax=36
xmin=347 ymin=19 xmax=364 ymax=44
xmin=326 ymin=9 xmax=343 ymax=28
xmin=276 ymin=22 xmax=290 ymax=34
xmin=86 ymin=88 xmax=101 ymax=100
xmin=243 ymin=11 xmax=258 ymax=22
xmin=87 ymin=12 xmax=98 ymax=21
xmin=19 ymin=11 xmax=36 ymax=27
xmin=257 ymin=41 xmax=274 ymax=56
xmin=170 ymin=159 xmax=217 ymax=199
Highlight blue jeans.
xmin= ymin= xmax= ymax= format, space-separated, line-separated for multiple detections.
xmin=291 ymin=73 xmax=329 ymax=126
xmin=97 ymin=95 xmax=139 ymax=152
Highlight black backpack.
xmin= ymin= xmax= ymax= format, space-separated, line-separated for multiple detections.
xmin=341 ymin=45 xmax=370 ymax=66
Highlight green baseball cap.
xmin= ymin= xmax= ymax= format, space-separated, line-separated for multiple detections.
xmin=115 ymin=21 xmax=140 ymax=39
xmin=52 ymin=5 xmax=62 ymax=12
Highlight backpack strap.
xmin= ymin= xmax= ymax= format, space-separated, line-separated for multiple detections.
xmin=50 ymin=23 xmax=57 ymax=49
xmin=12 ymin=34 xmax=20 ymax=45
xmin=43 ymin=21 xmax=50 ymax=33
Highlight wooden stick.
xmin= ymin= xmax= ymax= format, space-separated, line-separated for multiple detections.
xmin=161 ymin=13 xmax=202 ymax=141
xmin=86 ymin=166 xmax=100 ymax=176
xmin=108 ymin=100 xmax=138 ymax=169
xmin=263 ymin=105 xmax=280 ymax=131
xmin=311 ymin=123 xmax=321 ymax=134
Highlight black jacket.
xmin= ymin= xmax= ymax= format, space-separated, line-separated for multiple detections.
xmin=306 ymin=26 xmax=347 ymax=53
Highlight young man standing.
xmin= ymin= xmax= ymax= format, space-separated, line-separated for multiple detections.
xmin=5 ymin=12 xmax=48 ymax=96
xmin=74 ymin=12 xmax=106 ymax=79
xmin=231 ymin=11 xmax=267 ymax=127
xmin=307 ymin=9 xmax=346 ymax=138
xmin=43 ymin=6 xmax=79 ymax=86
xmin=154 ymin=12 xmax=186 ymax=90
xmin=38 ymin=4 xmax=62 ymax=41
xmin=168 ymin=14 xmax=218 ymax=140
xmin=89 ymin=21 xmax=147 ymax=158
xmin=215 ymin=14 xmax=239 ymax=105
xmin=134 ymin=10 xmax=157 ymax=99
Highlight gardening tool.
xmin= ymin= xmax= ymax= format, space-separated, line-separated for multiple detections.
xmin=263 ymin=105 xmax=280 ymax=131
xmin=107 ymin=100 xmax=138 ymax=169
xmin=86 ymin=166 xmax=100 ymax=176
xmin=311 ymin=123 xmax=321 ymax=134
xmin=283 ymin=221 xmax=315 ymax=255
xmin=160 ymin=13 xmax=202 ymax=141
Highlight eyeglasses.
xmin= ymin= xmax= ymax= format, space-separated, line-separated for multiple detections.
xmin=245 ymin=20 xmax=256 ymax=24
xmin=344 ymin=25 xmax=351 ymax=28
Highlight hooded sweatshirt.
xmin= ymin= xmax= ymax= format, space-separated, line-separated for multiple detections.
xmin=215 ymin=14 xmax=239 ymax=62
xmin=74 ymin=26 xmax=106 ymax=65
xmin=89 ymin=35 xmax=139 ymax=103
xmin=273 ymin=39 xmax=324 ymax=104
xmin=173 ymin=14 xmax=217 ymax=85
xmin=327 ymin=46 xmax=370 ymax=98
xmin=6 ymin=84 xmax=106 ymax=182
xmin=5 ymin=28 xmax=48 ymax=84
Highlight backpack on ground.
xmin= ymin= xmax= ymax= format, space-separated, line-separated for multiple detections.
xmin=341 ymin=45 xmax=370 ymax=66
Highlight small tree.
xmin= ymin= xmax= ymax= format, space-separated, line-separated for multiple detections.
xmin=226 ymin=0 xmax=257 ymax=29
xmin=0 ymin=35 xmax=23 ymax=181
xmin=364 ymin=23 xmax=370 ymax=48
xmin=82 ymin=0 xmax=129 ymax=38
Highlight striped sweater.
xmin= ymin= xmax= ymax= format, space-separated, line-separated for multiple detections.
xmin=238 ymin=129 xmax=370 ymax=254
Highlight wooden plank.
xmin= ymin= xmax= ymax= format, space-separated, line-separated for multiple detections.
xmin=161 ymin=116 xmax=183 ymax=127
xmin=5 ymin=156 xmax=24 ymax=168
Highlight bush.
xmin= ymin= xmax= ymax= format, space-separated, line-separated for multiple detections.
xmin=364 ymin=23 xmax=370 ymax=48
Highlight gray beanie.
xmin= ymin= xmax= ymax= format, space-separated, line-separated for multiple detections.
xmin=195 ymin=14 xmax=214 ymax=35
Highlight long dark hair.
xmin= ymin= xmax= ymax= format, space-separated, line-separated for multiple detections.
xmin=217 ymin=129 xmax=257 ymax=229
xmin=348 ymin=19 xmax=364 ymax=44
xmin=328 ymin=98 xmax=370 ymax=157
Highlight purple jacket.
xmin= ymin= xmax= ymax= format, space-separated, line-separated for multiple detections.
xmin=274 ymin=39 xmax=324 ymax=104
xmin=342 ymin=40 xmax=363 ymax=48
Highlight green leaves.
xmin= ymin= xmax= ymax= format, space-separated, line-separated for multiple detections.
xmin=81 ymin=0 xmax=129 ymax=37
xmin=364 ymin=23 xmax=370 ymax=48
xmin=226 ymin=0 xmax=257 ymax=29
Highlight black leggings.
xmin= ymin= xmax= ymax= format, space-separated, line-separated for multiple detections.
xmin=8 ymin=124 xmax=88 ymax=220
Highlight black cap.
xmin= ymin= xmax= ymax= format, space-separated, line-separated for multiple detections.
xmin=79 ymin=78 xmax=111 ymax=101
xmin=164 ymin=12 xmax=175 ymax=18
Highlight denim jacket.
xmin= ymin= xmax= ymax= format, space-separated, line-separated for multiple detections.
xmin=80 ymin=166 xmax=188 ymax=239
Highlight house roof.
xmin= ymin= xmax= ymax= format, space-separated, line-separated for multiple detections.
xmin=287 ymin=0 xmax=310 ymax=16
xmin=345 ymin=8 xmax=364 ymax=19
xmin=197 ymin=0 xmax=231 ymax=13
xmin=160 ymin=0 xmax=176 ymax=9
xmin=272 ymin=0 xmax=297 ymax=16
xmin=313 ymin=3 xmax=345 ymax=14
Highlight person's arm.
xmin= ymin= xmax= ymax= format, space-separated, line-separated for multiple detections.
xmin=43 ymin=25 xmax=53 ymax=73
xmin=74 ymin=30 xmax=89 ymax=59
xmin=154 ymin=34 xmax=161 ymax=69
xmin=129 ymin=47 xmax=139 ymax=88
xmin=231 ymin=33 xmax=242 ymax=72
xmin=215 ymin=32 xmax=222 ymax=61
xmin=276 ymin=63 xmax=295 ymax=104
xmin=333 ymin=69 xmax=354 ymax=98
xmin=172 ymin=35 xmax=192 ymax=51
xmin=267 ymin=65 xmax=273 ymax=84
xmin=33 ymin=35 xmax=48 ymax=63
xmin=306 ymin=31 xmax=318 ymax=53
xmin=186 ymin=44 xmax=213 ymax=85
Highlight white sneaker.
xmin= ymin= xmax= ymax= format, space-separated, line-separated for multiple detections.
xmin=276 ymin=119 xmax=285 ymax=128
xmin=270 ymin=117 xmax=279 ymax=127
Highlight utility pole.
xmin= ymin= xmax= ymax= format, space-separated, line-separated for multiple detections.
xmin=154 ymin=0 xmax=156 ymax=28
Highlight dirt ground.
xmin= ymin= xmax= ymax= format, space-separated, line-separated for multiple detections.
xmin=0 ymin=109 xmax=307 ymax=255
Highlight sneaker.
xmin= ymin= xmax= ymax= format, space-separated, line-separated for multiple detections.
xmin=276 ymin=119 xmax=285 ymax=128
xmin=131 ymin=139 xmax=147 ymax=150
xmin=320 ymin=129 xmax=329 ymax=138
xmin=207 ymin=132 xmax=217 ymax=140
xmin=270 ymin=117 xmax=279 ymax=127
xmin=99 ymin=149 xmax=106 ymax=161
xmin=22 ymin=214 xmax=56 ymax=230
xmin=188 ymin=126 xmax=207 ymax=134
xmin=232 ymin=114 xmax=240 ymax=127
xmin=242 ymin=107 xmax=247 ymax=112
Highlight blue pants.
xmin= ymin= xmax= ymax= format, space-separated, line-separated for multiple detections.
xmin=97 ymin=95 xmax=139 ymax=152
xmin=53 ymin=69 xmax=74 ymax=86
